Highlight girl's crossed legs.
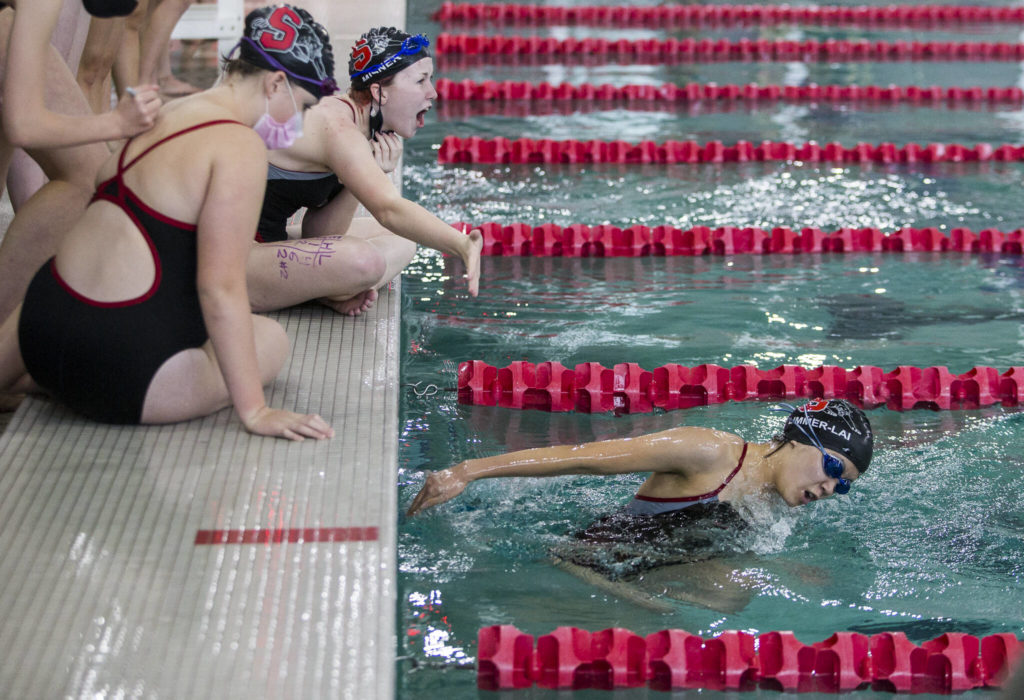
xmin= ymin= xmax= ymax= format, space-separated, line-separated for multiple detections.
xmin=247 ymin=216 xmax=417 ymax=316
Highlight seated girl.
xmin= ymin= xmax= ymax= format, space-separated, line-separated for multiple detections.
xmin=0 ymin=4 xmax=335 ymax=440
xmin=245 ymin=26 xmax=483 ymax=317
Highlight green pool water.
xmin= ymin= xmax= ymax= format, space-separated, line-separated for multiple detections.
xmin=396 ymin=1 xmax=1024 ymax=695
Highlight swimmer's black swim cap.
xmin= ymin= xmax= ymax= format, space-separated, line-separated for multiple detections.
xmin=348 ymin=27 xmax=431 ymax=90
xmin=783 ymin=399 xmax=873 ymax=472
xmin=235 ymin=5 xmax=337 ymax=98
xmin=82 ymin=0 xmax=138 ymax=18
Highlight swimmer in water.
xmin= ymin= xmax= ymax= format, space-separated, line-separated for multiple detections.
xmin=408 ymin=399 xmax=873 ymax=610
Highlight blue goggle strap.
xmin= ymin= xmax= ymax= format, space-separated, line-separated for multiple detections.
xmin=349 ymin=34 xmax=430 ymax=79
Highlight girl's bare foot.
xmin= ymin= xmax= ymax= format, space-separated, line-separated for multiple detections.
xmin=319 ymin=288 xmax=378 ymax=316
xmin=158 ymin=74 xmax=202 ymax=97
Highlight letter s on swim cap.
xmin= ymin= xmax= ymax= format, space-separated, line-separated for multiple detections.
xmin=82 ymin=0 xmax=139 ymax=18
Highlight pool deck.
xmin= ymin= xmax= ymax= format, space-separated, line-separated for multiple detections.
xmin=0 ymin=1 xmax=407 ymax=697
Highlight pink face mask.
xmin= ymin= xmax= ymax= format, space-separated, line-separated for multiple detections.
xmin=254 ymin=81 xmax=304 ymax=149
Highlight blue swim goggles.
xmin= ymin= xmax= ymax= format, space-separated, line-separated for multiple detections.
xmin=349 ymin=34 xmax=431 ymax=80
xmin=775 ymin=404 xmax=852 ymax=495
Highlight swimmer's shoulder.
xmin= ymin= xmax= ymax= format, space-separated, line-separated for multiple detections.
xmin=648 ymin=425 xmax=746 ymax=474
xmin=304 ymin=96 xmax=363 ymax=139
xmin=315 ymin=95 xmax=360 ymax=122
xmin=99 ymin=98 xmax=259 ymax=181
xmin=277 ymin=96 xmax=364 ymax=169
xmin=157 ymin=97 xmax=263 ymax=154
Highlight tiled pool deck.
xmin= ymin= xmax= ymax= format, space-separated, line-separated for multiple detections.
xmin=0 ymin=1 xmax=406 ymax=696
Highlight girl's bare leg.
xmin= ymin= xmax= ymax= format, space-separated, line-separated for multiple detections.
xmin=141 ymin=315 xmax=289 ymax=424
xmin=0 ymin=306 xmax=40 ymax=409
xmin=0 ymin=12 xmax=111 ymax=325
xmin=111 ymin=0 xmax=145 ymax=96
xmin=0 ymin=132 xmax=106 ymax=323
xmin=246 ymin=217 xmax=417 ymax=316
xmin=75 ymin=16 xmax=123 ymax=114
xmin=6 ymin=150 xmax=46 ymax=211
xmin=54 ymin=0 xmax=92 ymax=72
xmin=138 ymin=0 xmax=194 ymax=91
xmin=3 ymin=1 xmax=90 ymax=210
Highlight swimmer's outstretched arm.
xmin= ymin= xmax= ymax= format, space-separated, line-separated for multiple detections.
xmin=406 ymin=426 xmax=742 ymax=516
xmin=3 ymin=0 xmax=160 ymax=149
xmin=300 ymin=102 xmax=483 ymax=295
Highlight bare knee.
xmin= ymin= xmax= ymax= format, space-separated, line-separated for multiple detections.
xmin=348 ymin=242 xmax=389 ymax=289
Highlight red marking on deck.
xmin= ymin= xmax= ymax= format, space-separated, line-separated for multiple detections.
xmin=194 ymin=527 xmax=379 ymax=545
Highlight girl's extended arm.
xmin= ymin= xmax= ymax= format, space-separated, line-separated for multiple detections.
xmin=300 ymin=130 xmax=401 ymax=239
xmin=406 ymin=426 xmax=741 ymax=516
xmin=196 ymin=127 xmax=332 ymax=441
xmin=313 ymin=105 xmax=483 ymax=295
xmin=3 ymin=0 xmax=160 ymax=149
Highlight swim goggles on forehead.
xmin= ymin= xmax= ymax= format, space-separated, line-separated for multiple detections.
xmin=234 ymin=37 xmax=339 ymax=96
xmin=775 ymin=404 xmax=852 ymax=495
xmin=349 ymin=34 xmax=431 ymax=80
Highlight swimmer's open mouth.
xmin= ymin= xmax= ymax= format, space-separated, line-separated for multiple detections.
xmin=804 ymin=490 xmax=817 ymax=503
xmin=416 ymin=107 xmax=430 ymax=128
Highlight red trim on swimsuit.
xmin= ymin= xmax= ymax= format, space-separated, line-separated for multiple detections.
xmin=334 ymin=95 xmax=359 ymax=122
xmin=66 ymin=119 xmax=240 ymax=308
xmin=634 ymin=442 xmax=748 ymax=503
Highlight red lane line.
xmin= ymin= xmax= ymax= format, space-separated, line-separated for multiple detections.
xmin=437 ymin=136 xmax=1021 ymax=165
xmin=194 ymin=526 xmax=379 ymax=545
xmin=436 ymin=79 xmax=1024 ymax=105
xmin=434 ymin=3 xmax=1024 ymax=28
xmin=435 ymin=34 xmax=1024 ymax=62
xmin=448 ymin=223 xmax=1024 ymax=258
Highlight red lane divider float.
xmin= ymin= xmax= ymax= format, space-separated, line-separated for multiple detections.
xmin=435 ymin=3 xmax=1024 ymax=28
xmin=438 ymin=136 xmax=1023 ymax=164
xmin=452 ymin=222 xmax=1024 ymax=257
xmin=437 ymin=78 xmax=1024 ymax=105
xmin=478 ymin=625 xmax=1024 ymax=692
xmin=458 ymin=361 xmax=1024 ymax=412
xmin=436 ymin=33 xmax=1024 ymax=62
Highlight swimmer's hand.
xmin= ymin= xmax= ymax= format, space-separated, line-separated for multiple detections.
xmin=116 ymin=84 xmax=161 ymax=137
xmin=407 ymin=467 xmax=469 ymax=516
xmin=370 ymin=130 xmax=402 ymax=173
xmin=241 ymin=406 xmax=335 ymax=441
xmin=460 ymin=228 xmax=483 ymax=297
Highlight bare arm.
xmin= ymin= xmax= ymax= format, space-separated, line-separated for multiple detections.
xmin=3 ymin=0 xmax=160 ymax=149
xmin=309 ymin=103 xmax=482 ymax=295
xmin=301 ymin=130 xmax=402 ymax=239
xmin=407 ymin=426 xmax=743 ymax=516
xmin=196 ymin=127 xmax=332 ymax=441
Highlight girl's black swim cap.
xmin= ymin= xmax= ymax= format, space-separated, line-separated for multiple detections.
xmin=782 ymin=399 xmax=873 ymax=472
xmin=234 ymin=5 xmax=337 ymax=98
xmin=348 ymin=27 xmax=431 ymax=91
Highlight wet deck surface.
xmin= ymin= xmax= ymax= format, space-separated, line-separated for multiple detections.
xmin=0 ymin=21 xmax=403 ymax=695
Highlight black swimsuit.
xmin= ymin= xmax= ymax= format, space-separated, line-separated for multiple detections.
xmin=255 ymin=163 xmax=343 ymax=243
xmin=254 ymin=97 xmax=361 ymax=243
xmin=557 ymin=445 xmax=752 ymax=579
xmin=18 ymin=119 xmax=244 ymax=424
